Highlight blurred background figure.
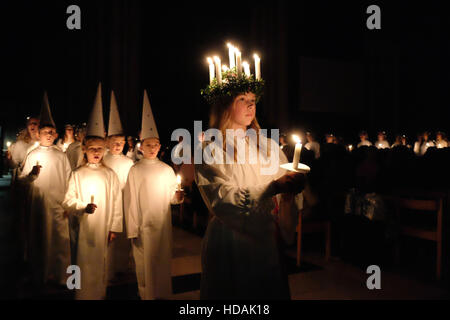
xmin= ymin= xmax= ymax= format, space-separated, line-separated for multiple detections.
xmin=66 ymin=123 xmax=86 ymax=170
xmin=420 ymin=131 xmax=434 ymax=155
xmin=435 ymin=131 xmax=448 ymax=149
xmin=305 ymin=131 xmax=320 ymax=159
xmin=413 ymin=132 xmax=423 ymax=155
xmin=375 ymin=131 xmax=390 ymax=149
xmin=357 ymin=130 xmax=372 ymax=148
xmin=279 ymin=132 xmax=293 ymax=161
xmin=56 ymin=124 xmax=75 ymax=152
xmin=325 ymin=133 xmax=336 ymax=144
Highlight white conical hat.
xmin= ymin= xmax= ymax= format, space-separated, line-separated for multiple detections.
xmin=107 ymin=90 xmax=124 ymax=136
xmin=39 ymin=91 xmax=56 ymax=127
xmin=86 ymin=83 xmax=105 ymax=138
xmin=140 ymin=90 xmax=159 ymax=140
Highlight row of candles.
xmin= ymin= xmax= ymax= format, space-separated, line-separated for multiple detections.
xmin=207 ymin=43 xmax=261 ymax=85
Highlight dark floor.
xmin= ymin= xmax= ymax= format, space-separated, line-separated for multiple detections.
xmin=1 ymin=174 xmax=450 ymax=300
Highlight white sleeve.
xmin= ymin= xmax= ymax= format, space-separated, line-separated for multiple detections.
xmin=194 ymin=163 xmax=275 ymax=233
xmin=62 ymin=172 xmax=87 ymax=216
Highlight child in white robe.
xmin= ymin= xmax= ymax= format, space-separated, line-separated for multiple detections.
xmin=124 ymin=137 xmax=183 ymax=300
xmin=19 ymin=124 xmax=72 ymax=288
xmin=63 ymin=136 xmax=123 ymax=300
xmin=103 ymin=135 xmax=134 ymax=281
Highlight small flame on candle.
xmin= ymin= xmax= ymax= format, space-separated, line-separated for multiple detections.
xmin=292 ymin=135 xmax=301 ymax=144
xmin=6 ymin=141 xmax=11 ymax=148
xmin=222 ymin=65 xmax=229 ymax=72
xmin=253 ymin=53 xmax=260 ymax=60
xmin=206 ymin=57 xmax=213 ymax=65
xmin=176 ymin=174 xmax=181 ymax=185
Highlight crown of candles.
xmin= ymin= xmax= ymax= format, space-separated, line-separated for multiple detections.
xmin=201 ymin=43 xmax=265 ymax=105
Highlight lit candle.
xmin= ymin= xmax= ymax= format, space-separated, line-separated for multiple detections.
xmin=213 ymin=56 xmax=222 ymax=85
xmin=235 ymin=49 xmax=242 ymax=77
xmin=227 ymin=43 xmax=236 ymax=68
xmin=243 ymin=61 xmax=250 ymax=77
xmin=91 ymin=194 xmax=94 ymax=203
xmin=222 ymin=64 xmax=229 ymax=72
xmin=207 ymin=57 xmax=215 ymax=84
xmin=136 ymin=142 xmax=141 ymax=149
xmin=348 ymin=145 xmax=353 ymax=151
xmin=6 ymin=141 xmax=11 ymax=148
xmin=292 ymin=135 xmax=302 ymax=170
xmin=36 ymin=154 xmax=41 ymax=166
xmin=63 ymin=143 xmax=68 ymax=152
xmin=176 ymin=174 xmax=182 ymax=191
xmin=438 ymin=143 xmax=442 ymax=149
xmin=253 ymin=54 xmax=261 ymax=80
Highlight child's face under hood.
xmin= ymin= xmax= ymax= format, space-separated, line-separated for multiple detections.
xmin=84 ymin=138 xmax=106 ymax=164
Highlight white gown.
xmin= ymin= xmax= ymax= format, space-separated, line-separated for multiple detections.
xmin=66 ymin=141 xmax=84 ymax=170
xmin=357 ymin=140 xmax=373 ymax=148
xmin=19 ymin=145 xmax=72 ymax=285
xmin=194 ymin=135 xmax=292 ymax=299
xmin=305 ymin=141 xmax=321 ymax=159
xmin=63 ymin=163 xmax=123 ymax=300
xmin=124 ymin=158 xmax=181 ymax=300
xmin=103 ymin=153 xmax=134 ymax=279
xmin=375 ymin=140 xmax=390 ymax=149
xmin=56 ymin=139 xmax=74 ymax=152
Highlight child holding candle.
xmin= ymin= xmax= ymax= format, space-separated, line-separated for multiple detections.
xmin=19 ymin=97 xmax=72 ymax=290
xmin=124 ymin=90 xmax=183 ymax=300
xmin=62 ymin=83 xmax=123 ymax=300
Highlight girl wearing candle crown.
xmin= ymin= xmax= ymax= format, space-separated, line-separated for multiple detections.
xmin=196 ymin=48 xmax=305 ymax=300
xmin=62 ymin=84 xmax=123 ymax=300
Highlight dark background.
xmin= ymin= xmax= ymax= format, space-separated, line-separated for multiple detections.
xmin=0 ymin=0 xmax=448 ymax=146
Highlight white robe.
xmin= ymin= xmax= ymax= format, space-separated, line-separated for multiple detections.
xmin=56 ymin=139 xmax=74 ymax=152
xmin=103 ymin=153 xmax=134 ymax=279
xmin=19 ymin=145 xmax=72 ymax=285
xmin=63 ymin=163 xmax=123 ymax=300
xmin=305 ymin=141 xmax=321 ymax=159
xmin=375 ymin=140 xmax=390 ymax=149
xmin=66 ymin=141 xmax=84 ymax=170
xmin=124 ymin=158 xmax=180 ymax=300
xmin=436 ymin=140 xmax=448 ymax=149
xmin=194 ymin=135 xmax=292 ymax=299
xmin=357 ymin=140 xmax=373 ymax=148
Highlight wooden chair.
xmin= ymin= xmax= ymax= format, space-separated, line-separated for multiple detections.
xmin=296 ymin=209 xmax=331 ymax=267
xmin=395 ymin=196 xmax=443 ymax=280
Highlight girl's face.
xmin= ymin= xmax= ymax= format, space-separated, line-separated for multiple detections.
xmin=229 ymin=92 xmax=256 ymax=130
xmin=27 ymin=118 xmax=40 ymax=140
xmin=65 ymin=126 xmax=74 ymax=138
xmin=108 ymin=136 xmax=126 ymax=155
xmin=140 ymin=138 xmax=161 ymax=159
xmin=38 ymin=126 xmax=58 ymax=147
xmin=84 ymin=138 xmax=106 ymax=164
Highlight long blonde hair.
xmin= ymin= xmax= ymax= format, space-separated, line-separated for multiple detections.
xmin=209 ymin=93 xmax=267 ymax=160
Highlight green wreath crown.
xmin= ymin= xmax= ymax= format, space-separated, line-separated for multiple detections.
xmin=201 ymin=67 xmax=265 ymax=106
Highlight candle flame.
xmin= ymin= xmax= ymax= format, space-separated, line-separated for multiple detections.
xmin=253 ymin=53 xmax=260 ymax=60
xmin=222 ymin=65 xmax=229 ymax=72
xmin=227 ymin=43 xmax=234 ymax=49
xmin=292 ymin=135 xmax=301 ymax=144
xmin=213 ymin=56 xmax=220 ymax=63
xmin=242 ymin=61 xmax=249 ymax=67
xmin=6 ymin=141 xmax=11 ymax=148
xmin=176 ymin=174 xmax=181 ymax=184
xmin=206 ymin=57 xmax=213 ymax=64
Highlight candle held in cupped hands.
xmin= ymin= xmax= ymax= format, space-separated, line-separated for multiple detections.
xmin=176 ymin=174 xmax=182 ymax=191
xmin=292 ymin=135 xmax=302 ymax=170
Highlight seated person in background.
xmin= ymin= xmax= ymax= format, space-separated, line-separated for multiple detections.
xmin=375 ymin=131 xmax=390 ymax=149
xmin=420 ymin=131 xmax=435 ymax=155
xmin=392 ymin=134 xmax=411 ymax=149
xmin=305 ymin=131 xmax=320 ymax=159
xmin=435 ymin=131 xmax=448 ymax=149
xmin=357 ymin=130 xmax=372 ymax=148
